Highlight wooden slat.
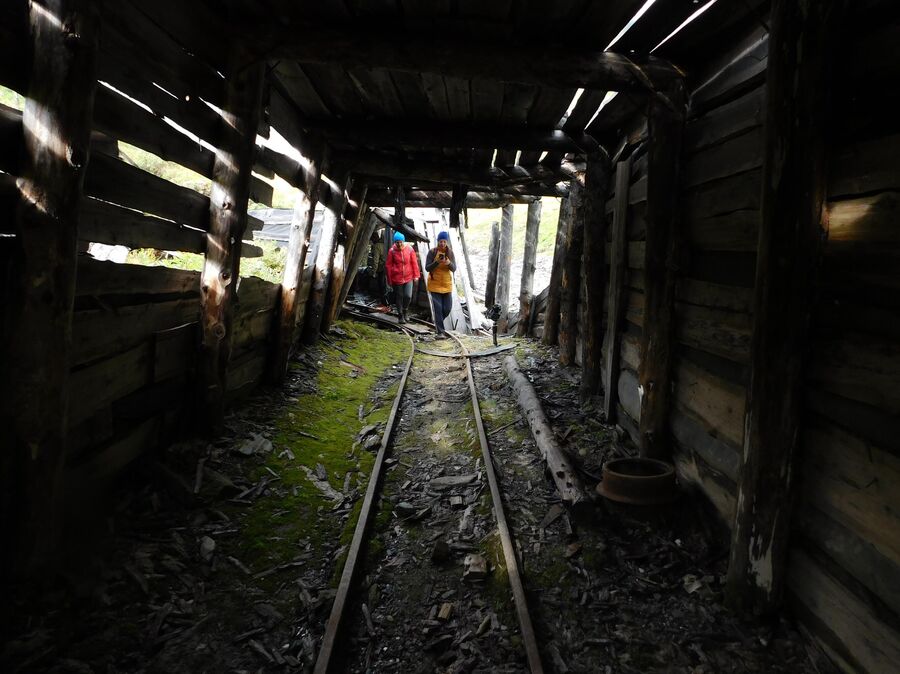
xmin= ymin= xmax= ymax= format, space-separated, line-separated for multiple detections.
xmin=673 ymin=360 xmax=746 ymax=449
xmin=683 ymin=126 xmax=764 ymax=189
xmin=79 ymin=198 xmax=205 ymax=253
xmin=76 ymin=258 xmax=199 ymax=297
xmin=677 ymin=303 xmax=752 ymax=364
xmin=85 ymin=152 xmax=209 ymax=230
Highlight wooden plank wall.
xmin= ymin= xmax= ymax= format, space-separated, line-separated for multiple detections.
xmin=666 ymin=24 xmax=767 ymax=524
xmin=787 ymin=5 xmax=900 ymax=671
xmin=0 ymin=9 xmax=282 ymax=491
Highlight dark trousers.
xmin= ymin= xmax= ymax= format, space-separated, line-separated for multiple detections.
xmin=393 ymin=281 xmax=413 ymax=317
xmin=431 ymin=292 xmax=453 ymax=334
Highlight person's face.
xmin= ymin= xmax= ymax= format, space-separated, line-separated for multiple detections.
xmin=438 ymin=239 xmax=447 ymax=250
xmin=394 ymin=240 xmax=403 ymax=249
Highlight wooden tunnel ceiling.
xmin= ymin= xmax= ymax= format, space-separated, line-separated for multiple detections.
xmin=4 ymin=0 xmax=768 ymax=208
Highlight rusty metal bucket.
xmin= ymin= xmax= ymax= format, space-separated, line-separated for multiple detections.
xmin=596 ymin=457 xmax=677 ymax=505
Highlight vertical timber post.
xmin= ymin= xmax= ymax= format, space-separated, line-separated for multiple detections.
xmin=484 ymin=220 xmax=501 ymax=309
xmin=338 ymin=209 xmax=378 ymax=311
xmin=268 ymin=142 xmax=326 ymax=384
xmin=323 ymin=181 xmax=368 ymax=330
xmin=559 ymin=172 xmax=585 ymax=367
xmin=304 ymin=172 xmax=351 ymax=341
xmin=637 ymin=82 xmax=686 ymax=459
xmin=542 ymin=195 xmax=571 ymax=346
xmin=580 ymin=153 xmax=612 ymax=399
xmin=199 ymin=54 xmax=265 ymax=428
xmin=449 ymin=183 xmax=467 ymax=229
xmin=516 ymin=199 xmax=542 ymax=337
xmin=496 ymin=204 xmax=514 ymax=331
xmin=0 ymin=0 xmax=98 ymax=572
xmin=726 ymin=0 xmax=846 ymax=616
xmin=602 ymin=157 xmax=633 ymax=420
xmin=458 ymin=213 xmax=477 ymax=290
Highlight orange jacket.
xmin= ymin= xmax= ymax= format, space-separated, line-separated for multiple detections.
xmin=385 ymin=243 xmax=420 ymax=285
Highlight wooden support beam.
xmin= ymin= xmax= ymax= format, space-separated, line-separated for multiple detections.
xmin=517 ymin=200 xmax=542 ymax=337
xmin=484 ymin=221 xmax=501 ymax=309
xmin=449 ymin=183 xmax=467 ymax=228
xmin=496 ymin=205 xmax=515 ymax=331
xmin=313 ymin=119 xmax=598 ymax=153
xmin=637 ymin=80 xmax=686 ymax=459
xmin=324 ymin=182 xmax=368 ymax=331
xmin=457 ymin=220 xmax=477 ymax=290
xmin=559 ymin=174 xmax=586 ymax=366
xmin=1 ymin=0 xmax=98 ymax=573
xmin=268 ymin=142 xmax=326 ymax=383
xmin=542 ymin=195 xmax=572 ymax=346
xmin=726 ymin=0 xmax=846 ymax=617
xmin=580 ymin=153 xmax=612 ymax=398
xmin=199 ymin=56 xmax=265 ymax=429
xmin=269 ymin=30 xmax=680 ymax=95
xmin=602 ymin=158 xmax=633 ymax=420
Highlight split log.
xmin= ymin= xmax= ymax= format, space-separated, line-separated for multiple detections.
xmin=337 ymin=210 xmax=378 ymax=310
xmin=303 ymin=174 xmax=351 ymax=342
xmin=727 ymin=0 xmax=849 ymax=617
xmin=603 ymin=158 xmax=633 ymax=419
xmin=199 ymin=56 xmax=265 ymax=429
xmin=268 ymin=142 xmax=326 ymax=383
xmin=1 ymin=0 xmax=98 ymax=573
xmin=503 ymin=356 xmax=591 ymax=513
xmin=516 ymin=200 xmax=542 ymax=337
xmin=542 ymin=195 xmax=571 ymax=346
xmin=559 ymin=173 xmax=586 ymax=366
xmin=638 ymin=80 xmax=686 ymax=459
xmin=495 ymin=205 xmax=514 ymax=331
xmin=580 ymin=154 xmax=611 ymax=398
xmin=78 ymin=197 xmax=205 ymax=253
xmin=484 ymin=221 xmax=501 ymax=308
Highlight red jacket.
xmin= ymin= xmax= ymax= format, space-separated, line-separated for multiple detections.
xmin=385 ymin=243 xmax=420 ymax=285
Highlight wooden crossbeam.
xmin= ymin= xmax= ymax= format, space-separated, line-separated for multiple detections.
xmin=365 ymin=189 xmax=540 ymax=208
xmin=312 ymin=119 xmax=599 ymax=153
xmin=266 ymin=30 xmax=681 ymax=94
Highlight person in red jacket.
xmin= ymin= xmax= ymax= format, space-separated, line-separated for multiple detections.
xmin=385 ymin=231 xmax=420 ymax=323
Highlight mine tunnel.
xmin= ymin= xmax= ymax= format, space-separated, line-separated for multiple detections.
xmin=1 ymin=0 xmax=898 ymax=672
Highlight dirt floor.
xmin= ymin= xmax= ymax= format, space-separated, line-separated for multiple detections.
xmin=2 ymin=318 xmax=836 ymax=673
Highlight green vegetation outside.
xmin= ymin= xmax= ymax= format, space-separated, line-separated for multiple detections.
xmin=464 ymin=198 xmax=561 ymax=258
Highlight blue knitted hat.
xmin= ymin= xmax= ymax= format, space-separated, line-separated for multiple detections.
xmin=437 ymin=231 xmax=450 ymax=242
xmin=393 ymin=231 xmax=405 ymax=242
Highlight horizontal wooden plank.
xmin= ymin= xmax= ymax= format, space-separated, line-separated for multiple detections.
xmin=795 ymin=504 xmax=900 ymax=618
xmin=684 ymin=168 xmax=762 ymax=221
xmin=686 ymin=84 xmax=765 ymax=153
xmin=72 ymin=298 xmax=198 ymax=366
xmin=672 ymin=444 xmax=737 ymax=525
xmin=624 ymin=290 xmax=644 ymax=328
xmin=620 ymin=332 xmax=640 ymax=372
xmin=685 ymin=209 xmax=759 ymax=252
xmin=66 ymin=416 xmax=160 ymax=487
xmin=677 ymin=279 xmax=753 ymax=314
xmin=79 ymin=198 xmax=206 ymax=254
xmin=830 ymin=132 xmax=900 ymax=198
xmin=68 ymin=343 xmax=153 ymax=425
xmin=821 ymin=241 xmax=900 ymax=292
xmin=676 ymin=303 xmax=752 ymax=363
xmin=807 ymin=332 xmax=900 ymax=415
xmin=788 ymin=549 xmax=900 ymax=674
xmin=233 ymin=309 xmax=274 ymax=355
xmin=827 ymin=191 xmax=900 ymax=242
xmin=673 ymin=359 xmax=746 ymax=449
xmin=684 ymin=126 xmax=764 ymax=189
xmin=670 ymin=407 xmax=741 ymax=484
xmin=76 ymin=258 xmax=200 ymax=297
xmin=237 ymin=276 xmax=280 ymax=315
xmin=84 ymin=152 xmax=210 ymax=230
xmin=226 ymin=346 xmax=267 ymax=397
xmin=154 ymin=323 xmax=197 ymax=383
xmin=691 ymin=27 xmax=768 ymax=111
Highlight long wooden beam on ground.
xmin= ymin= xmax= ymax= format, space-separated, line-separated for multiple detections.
xmin=268 ymin=30 xmax=680 ymax=95
xmin=199 ymin=56 xmax=264 ymax=430
xmin=1 ymin=0 xmax=98 ymax=574
xmin=726 ymin=0 xmax=847 ymax=618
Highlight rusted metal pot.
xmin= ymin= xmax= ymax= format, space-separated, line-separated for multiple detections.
xmin=596 ymin=457 xmax=677 ymax=505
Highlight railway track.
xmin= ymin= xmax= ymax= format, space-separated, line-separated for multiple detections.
xmin=314 ymin=310 xmax=544 ymax=673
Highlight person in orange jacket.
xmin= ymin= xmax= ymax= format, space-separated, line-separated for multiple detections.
xmin=425 ymin=231 xmax=456 ymax=337
xmin=385 ymin=231 xmax=420 ymax=323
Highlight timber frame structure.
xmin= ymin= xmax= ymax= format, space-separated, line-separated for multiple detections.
xmin=1 ymin=1 xmax=898 ymax=671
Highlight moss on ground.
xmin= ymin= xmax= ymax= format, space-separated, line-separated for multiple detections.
xmin=228 ymin=320 xmax=408 ymax=576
